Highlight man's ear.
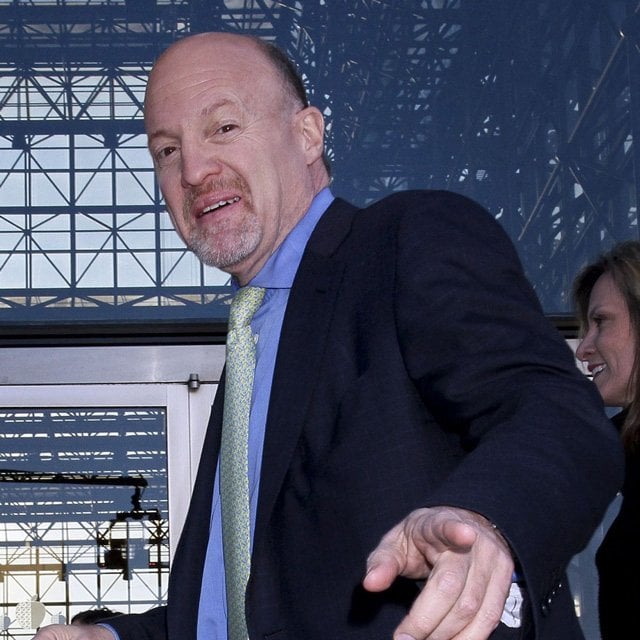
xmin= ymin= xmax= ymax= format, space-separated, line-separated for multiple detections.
xmin=296 ymin=106 xmax=325 ymax=165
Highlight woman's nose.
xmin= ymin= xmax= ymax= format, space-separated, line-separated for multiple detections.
xmin=575 ymin=333 xmax=594 ymax=361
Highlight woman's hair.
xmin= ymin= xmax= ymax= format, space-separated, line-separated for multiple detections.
xmin=573 ymin=240 xmax=640 ymax=450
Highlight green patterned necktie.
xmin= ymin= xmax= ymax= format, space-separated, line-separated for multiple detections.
xmin=220 ymin=286 xmax=265 ymax=640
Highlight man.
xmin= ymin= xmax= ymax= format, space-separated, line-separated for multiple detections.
xmin=34 ymin=32 xmax=621 ymax=640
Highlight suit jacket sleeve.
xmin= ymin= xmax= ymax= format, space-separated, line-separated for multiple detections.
xmin=385 ymin=190 xmax=622 ymax=623
xmin=244 ymin=191 xmax=622 ymax=638
xmin=105 ymin=606 xmax=167 ymax=640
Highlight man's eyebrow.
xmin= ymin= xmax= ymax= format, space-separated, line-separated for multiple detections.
xmin=200 ymin=99 xmax=234 ymax=117
xmin=147 ymin=127 xmax=173 ymax=143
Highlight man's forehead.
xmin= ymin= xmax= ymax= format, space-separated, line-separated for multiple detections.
xmin=148 ymin=45 xmax=276 ymax=103
xmin=156 ymin=34 xmax=265 ymax=72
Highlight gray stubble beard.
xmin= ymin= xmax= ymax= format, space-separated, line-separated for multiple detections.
xmin=186 ymin=214 xmax=262 ymax=272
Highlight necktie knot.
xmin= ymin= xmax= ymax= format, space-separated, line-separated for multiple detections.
xmin=229 ymin=286 xmax=265 ymax=331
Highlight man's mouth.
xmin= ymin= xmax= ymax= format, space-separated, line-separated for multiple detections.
xmin=592 ymin=363 xmax=607 ymax=378
xmin=200 ymin=196 xmax=241 ymax=217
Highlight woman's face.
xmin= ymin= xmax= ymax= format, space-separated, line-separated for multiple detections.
xmin=576 ymin=272 xmax=636 ymax=407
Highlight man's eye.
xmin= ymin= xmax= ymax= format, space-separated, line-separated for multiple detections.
xmin=155 ymin=146 xmax=177 ymax=163
xmin=218 ymin=124 xmax=237 ymax=134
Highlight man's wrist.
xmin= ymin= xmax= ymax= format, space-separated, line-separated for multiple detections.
xmin=96 ymin=623 xmax=120 ymax=640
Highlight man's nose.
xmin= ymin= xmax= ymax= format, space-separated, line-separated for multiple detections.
xmin=181 ymin=141 xmax=223 ymax=187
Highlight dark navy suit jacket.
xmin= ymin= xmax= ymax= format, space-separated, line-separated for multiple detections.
xmin=109 ymin=190 xmax=622 ymax=640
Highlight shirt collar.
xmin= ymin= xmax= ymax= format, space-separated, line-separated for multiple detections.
xmin=237 ymin=187 xmax=334 ymax=290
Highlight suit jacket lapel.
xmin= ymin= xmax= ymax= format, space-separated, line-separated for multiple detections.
xmin=253 ymin=198 xmax=357 ymax=542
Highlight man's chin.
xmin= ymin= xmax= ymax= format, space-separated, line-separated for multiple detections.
xmin=186 ymin=226 xmax=261 ymax=273
xmin=189 ymin=244 xmax=251 ymax=273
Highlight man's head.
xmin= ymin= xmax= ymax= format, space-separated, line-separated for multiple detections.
xmin=144 ymin=32 xmax=329 ymax=284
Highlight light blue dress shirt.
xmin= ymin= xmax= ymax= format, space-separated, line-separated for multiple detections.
xmin=196 ymin=188 xmax=334 ymax=639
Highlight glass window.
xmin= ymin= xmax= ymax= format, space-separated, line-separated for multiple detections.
xmin=0 ymin=1 xmax=636 ymax=326
xmin=0 ymin=406 xmax=169 ymax=635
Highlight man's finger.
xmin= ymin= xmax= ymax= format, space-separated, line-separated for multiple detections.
xmin=363 ymin=534 xmax=406 ymax=592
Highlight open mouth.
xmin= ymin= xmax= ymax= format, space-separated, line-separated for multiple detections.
xmin=592 ymin=363 xmax=607 ymax=378
xmin=201 ymin=196 xmax=240 ymax=216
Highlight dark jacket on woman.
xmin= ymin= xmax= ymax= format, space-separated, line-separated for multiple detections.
xmin=597 ymin=410 xmax=640 ymax=639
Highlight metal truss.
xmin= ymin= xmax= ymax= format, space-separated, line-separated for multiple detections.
xmin=434 ymin=0 xmax=640 ymax=312
xmin=0 ymin=0 xmax=234 ymax=326
xmin=0 ymin=0 xmax=639 ymax=323
xmin=0 ymin=407 xmax=168 ymax=522
xmin=0 ymin=519 xmax=169 ymax=637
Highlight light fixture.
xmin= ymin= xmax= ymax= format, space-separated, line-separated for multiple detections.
xmin=15 ymin=598 xmax=46 ymax=629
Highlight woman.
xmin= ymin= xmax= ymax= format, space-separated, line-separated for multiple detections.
xmin=573 ymin=240 xmax=640 ymax=639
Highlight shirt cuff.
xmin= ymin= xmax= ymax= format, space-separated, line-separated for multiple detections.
xmin=96 ymin=622 xmax=120 ymax=640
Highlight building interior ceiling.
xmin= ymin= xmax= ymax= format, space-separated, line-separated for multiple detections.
xmin=0 ymin=0 xmax=638 ymax=326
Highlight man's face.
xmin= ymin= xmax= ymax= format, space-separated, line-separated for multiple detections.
xmin=144 ymin=34 xmax=324 ymax=284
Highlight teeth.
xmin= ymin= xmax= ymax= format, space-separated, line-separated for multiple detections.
xmin=592 ymin=364 xmax=606 ymax=376
xmin=203 ymin=196 xmax=240 ymax=214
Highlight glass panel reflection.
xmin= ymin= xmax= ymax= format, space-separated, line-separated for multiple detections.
xmin=0 ymin=407 xmax=169 ymax=635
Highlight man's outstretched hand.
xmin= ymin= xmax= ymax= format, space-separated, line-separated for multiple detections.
xmin=363 ymin=506 xmax=515 ymax=640
xmin=31 ymin=625 xmax=114 ymax=640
